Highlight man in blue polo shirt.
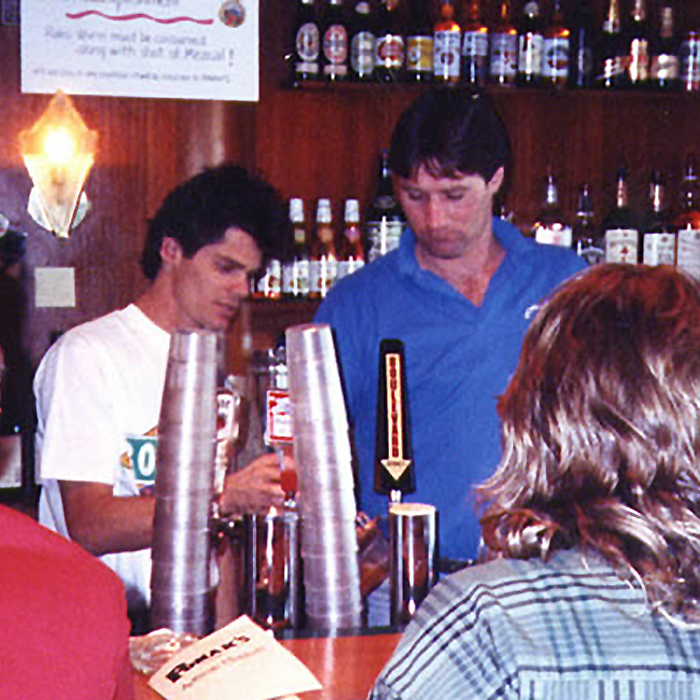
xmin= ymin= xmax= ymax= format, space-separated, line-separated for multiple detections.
xmin=315 ymin=88 xmax=585 ymax=621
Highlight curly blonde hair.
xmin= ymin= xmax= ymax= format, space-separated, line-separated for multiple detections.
xmin=478 ymin=263 xmax=700 ymax=621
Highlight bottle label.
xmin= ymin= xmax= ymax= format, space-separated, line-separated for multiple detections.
xmin=433 ymin=30 xmax=461 ymax=78
xmin=489 ymin=33 xmax=518 ymax=82
xmin=628 ymin=38 xmax=649 ymax=83
xmin=296 ymin=22 xmax=320 ymax=62
xmin=462 ymin=31 xmax=488 ymax=59
xmin=406 ymin=36 xmax=433 ymax=73
xmin=542 ymin=37 xmax=570 ymax=80
xmin=376 ymin=33 xmax=405 ymax=68
xmin=643 ymin=232 xmax=676 ymax=266
xmin=282 ymin=259 xmax=310 ymax=297
xmin=367 ymin=220 xmax=404 ymax=262
xmin=263 ymin=259 xmax=282 ymax=298
xmin=534 ymin=225 xmax=572 ymax=248
xmin=324 ymin=24 xmax=348 ymax=75
xmin=518 ymin=32 xmax=544 ymax=77
xmin=309 ymin=257 xmax=338 ymax=296
xmin=677 ymin=229 xmax=700 ymax=279
xmin=265 ymin=389 xmax=294 ymax=444
xmin=651 ymin=54 xmax=679 ymax=82
xmin=602 ymin=55 xmax=623 ymax=84
xmin=605 ymin=229 xmax=638 ymax=264
xmin=681 ymin=38 xmax=700 ymax=89
xmin=351 ymin=31 xmax=376 ymax=75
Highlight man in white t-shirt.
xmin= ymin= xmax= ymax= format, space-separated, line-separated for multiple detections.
xmin=35 ymin=164 xmax=290 ymax=630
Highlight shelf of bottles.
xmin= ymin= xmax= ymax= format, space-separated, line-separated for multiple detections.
xmin=286 ymin=0 xmax=700 ymax=95
xmin=251 ymin=151 xmax=406 ymax=302
xmin=529 ymin=152 xmax=700 ymax=276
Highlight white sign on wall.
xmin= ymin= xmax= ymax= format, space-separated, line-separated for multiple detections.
xmin=21 ymin=0 xmax=259 ymax=101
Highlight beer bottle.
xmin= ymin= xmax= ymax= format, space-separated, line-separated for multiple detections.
xmin=321 ymin=0 xmax=350 ymax=81
xmin=641 ymin=169 xmax=675 ymax=266
xmin=569 ymin=0 xmax=596 ymax=89
xmin=680 ymin=25 xmax=700 ymax=93
xmin=623 ymin=0 xmax=651 ymax=89
xmin=309 ymin=199 xmax=339 ymax=299
xmin=405 ymin=0 xmax=434 ymax=83
xmin=541 ymin=0 xmax=570 ymax=89
xmin=489 ymin=0 xmax=518 ymax=86
xmin=460 ymin=0 xmax=489 ymax=87
xmin=282 ymin=198 xmax=310 ymax=299
xmin=433 ymin=0 xmax=461 ymax=84
xmin=603 ymin=164 xmax=640 ymax=263
xmin=375 ymin=0 xmax=406 ymax=82
xmin=531 ymin=170 xmax=572 ymax=248
xmin=349 ymin=0 xmax=377 ymax=81
xmin=572 ymin=183 xmax=604 ymax=265
xmin=675 ymin=154 xmax=700 ymax=279
xmin=650 ymin=3 xmax=680 ymax=91
xmin=516 ymin=0 xmax=545 ymax=87
xmin=366 ymin=151 xmax=406 ymax=262
xmin=337 ymin=199 xmax=366 ymax=281
xmin=598 ymin=0 xmax=624 ymax=89
xmin=291 ymin=0 xmax=321 ymax=85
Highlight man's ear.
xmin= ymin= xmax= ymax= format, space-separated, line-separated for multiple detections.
xmin=160 ymin=237 xmax=183 ymax=268
xmin=488 ymin=167 xmax=505 ymax=194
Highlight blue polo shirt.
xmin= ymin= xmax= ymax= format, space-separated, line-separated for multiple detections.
xmin=315 ymin=218 xmax=586 ymax=561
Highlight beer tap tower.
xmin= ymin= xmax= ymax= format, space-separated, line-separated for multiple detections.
xmin=375 ymin=338 xmax=438 ymax=626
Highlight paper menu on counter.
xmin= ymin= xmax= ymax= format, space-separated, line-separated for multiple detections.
xmin=148 ymin=615 xmax=322 ymax=700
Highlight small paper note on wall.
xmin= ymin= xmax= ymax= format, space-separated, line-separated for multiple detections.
xmin=20 ymin=1 xmax=259 ymax=102
xmin=35 ymin=267 xmax=76 ymax=308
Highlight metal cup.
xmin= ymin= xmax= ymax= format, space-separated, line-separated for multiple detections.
xmin=241 ymin=506 xmax=302 ymax=631
xmin=389 ymin=503 xmax=439 ymax=627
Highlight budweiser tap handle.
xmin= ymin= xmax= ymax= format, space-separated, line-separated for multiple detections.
xmin=374 ymin=338 xmax=416 ymax=498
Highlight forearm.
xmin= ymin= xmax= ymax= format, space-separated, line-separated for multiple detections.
xmin=59 ymin=481 xmax=156 ymax=556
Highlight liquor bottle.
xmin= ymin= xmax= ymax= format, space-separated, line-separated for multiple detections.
xmin=375 ymin=0 xmax=406 ymax=82
xmin=572 ymin=183 xmax=604 ymax=265
xmin=309 ymin=198 xmax=339 ymax=299
xmin=531 ymin=170 xmax=572 ymax=248
xmin=349 ymin=0 xmax=377 ymax=81
xmin=598 ymin=0 xmax=624 ymax=89
xmin=649 ymin=3 xmax=680 ymax=91
xmin=460 ymin=0 xmax=489 ymax=87
xmin=603 ymin=165 xmax=640 ymax=263
xmin=516 ymin=0 xmax=545 ymax=87
xmin=680 ymin=28 xmax=700 ymax=93
xmin=569 ymin=0 xmax=596 ymax=88
xmin=291 ymin=0 xmax=321 ymax=85
xmin=321 ymin=0 xmax=350 ymax=81
xmin=641 ymin=169 xmax=676 ymax=265
xmin=404 ymin=0 xmax=434 ymax=83
xmin=336 ymin=198 xmax=366 ymax=281
xmin=541 ymin=0 xmax=570 ymax=89
xmin=374 ymin=338 xmax=415 ymax=499
xmin=674 ymin=154 xmax=700 ymax=279
xmin=262 ymin=258 xmax=282 ymax=299
xmin=433 ymin=0 xmax=461 ymax=84
xmin=623 ymin=0 xmax=651 ymax=89
xmin=282 ymin=198 xmax=311 ymax=299
xmin=366 ymin=151 xmax=406 ymax=262
xmin=489 ymin=0 xmax=518 ymax=86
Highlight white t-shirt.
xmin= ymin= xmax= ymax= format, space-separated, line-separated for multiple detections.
xmin=35 ymin=304 xmax=171 ymax=613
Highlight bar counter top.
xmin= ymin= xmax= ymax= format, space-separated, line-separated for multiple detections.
xmin=133 ymin=629 xmax=402 ymax=700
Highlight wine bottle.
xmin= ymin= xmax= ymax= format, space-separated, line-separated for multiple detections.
xmin=641 ymin=169 xmax=675 ymax=265
xmin=603 ymin=164 xmax=640 ymax=263
xmin=489 ymin=0 xmax=518 ymax=87
xmin=460 ymin=0 xmax=488 ymax=87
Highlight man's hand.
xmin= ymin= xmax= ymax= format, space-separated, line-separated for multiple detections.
xmin=220 ymin=452 xmax=289 ymax=515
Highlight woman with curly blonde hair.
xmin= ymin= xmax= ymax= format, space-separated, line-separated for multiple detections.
xmin=370 ymin=264 xmax=700 ymax=700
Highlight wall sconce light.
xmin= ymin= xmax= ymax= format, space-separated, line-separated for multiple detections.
xmin=19 ymin=90 xmax=98 ymax=239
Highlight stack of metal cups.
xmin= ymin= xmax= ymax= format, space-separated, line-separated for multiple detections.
xmin=286 ymin=323 xmax=362 ymax=631
xmin=150 ymin=330 xmax=219 ymax=636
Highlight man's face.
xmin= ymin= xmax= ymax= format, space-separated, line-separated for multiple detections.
xmin=395 ymin=166 xmax=504 ymax=263
xmin=167 ymin=227 xmax=262 ymax=332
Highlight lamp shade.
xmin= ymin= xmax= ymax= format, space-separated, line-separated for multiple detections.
xmin=18 ymin=91 xmax=97 ymax=238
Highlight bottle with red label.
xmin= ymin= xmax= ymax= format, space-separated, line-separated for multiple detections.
xmin=433 ymin=0 xmax=461 ymax=84
xmin=291 ymin=0 xmax=321 ymax=85
xmin=542 ymin=0 xmax=570 ymax=89
xmin=375 ymin=0 xmax=406 ymax=82
xmin=489 ymin=0 xmax=518 ymax=86
xmin=322 ymin=0 xmax=350 ymax=81
xmin=460 ymin=0 xmax=489 ymax=87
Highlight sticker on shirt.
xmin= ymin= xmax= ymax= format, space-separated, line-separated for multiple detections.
xmin=123 ymin=428 xmax=158 ymax=494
